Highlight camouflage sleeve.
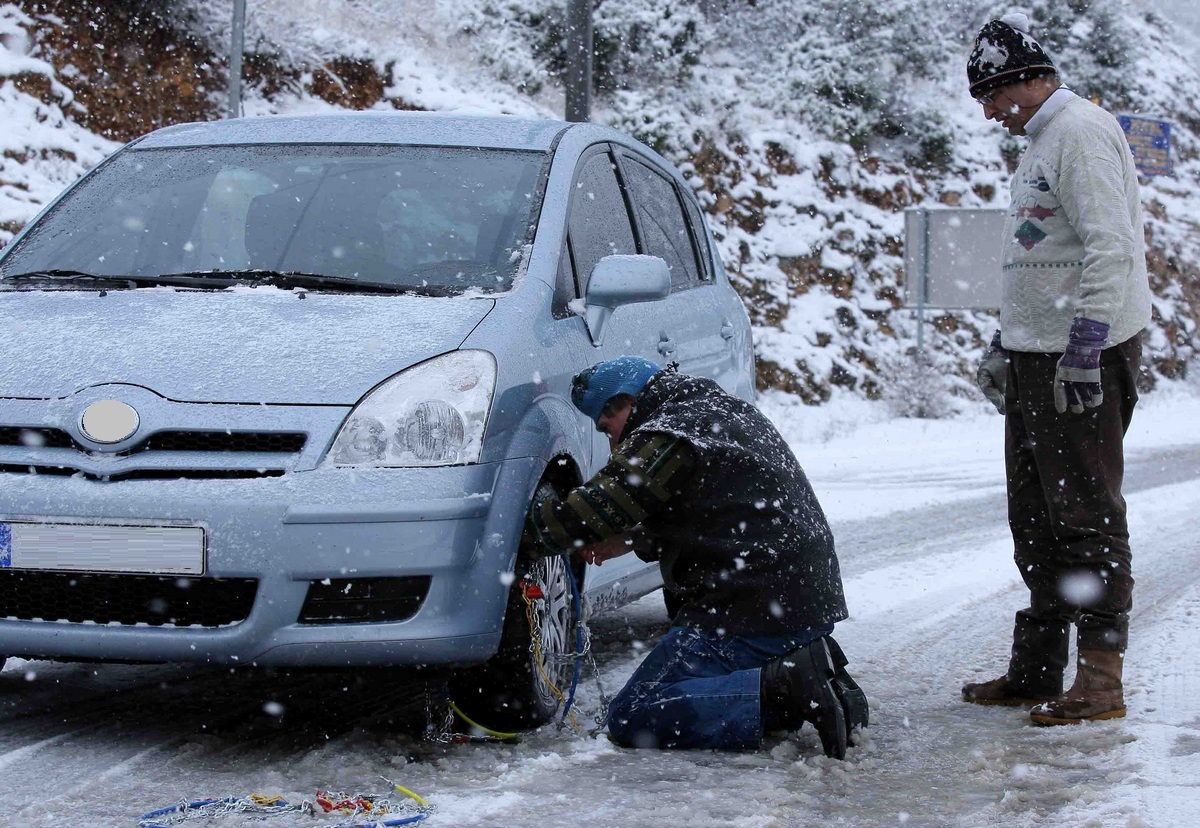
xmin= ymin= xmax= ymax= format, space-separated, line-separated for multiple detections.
xmin=526 ymin=433 xmax=696 ymax=556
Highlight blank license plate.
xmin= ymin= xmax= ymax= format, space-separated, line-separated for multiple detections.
xmin=0 ymin=521 xmax=205 ymax=575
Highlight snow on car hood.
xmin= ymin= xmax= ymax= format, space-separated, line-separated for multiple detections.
xmin=0 ymin=286 xmax=495 ymax=404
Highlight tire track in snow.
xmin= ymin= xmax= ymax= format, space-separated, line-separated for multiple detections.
xmin=0 ymin=728 xmax=96 ymax=773
xmin=821 ymin=476 xmax=1200 ymax=827
xmin=8 ymin=733 xmax=188 ymax=827
xmin=0 ymin=443 xmax=1194 ymax=826
xmin=411 ymin=450 xmax=1200 ymax=828
xmin=0 ymin=675 xmax=264 ymax=826
xmin=828 ymin=443 xmax=1200 ymax=577
xmin=1112 ymin=583 xmax=1200 ymax=826
xmin=0 ymin=666 xmax=429 ymax=825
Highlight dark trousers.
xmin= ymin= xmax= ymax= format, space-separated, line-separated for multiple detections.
xmin=1004 ymin=334 xmax=1140 ymax=669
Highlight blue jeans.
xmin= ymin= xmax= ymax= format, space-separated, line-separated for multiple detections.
xmin=607 ymin=624 xmax=833 ymax=751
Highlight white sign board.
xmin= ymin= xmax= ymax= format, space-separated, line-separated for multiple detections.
xmin=904 ymin=208 xmax=1006 ymax=310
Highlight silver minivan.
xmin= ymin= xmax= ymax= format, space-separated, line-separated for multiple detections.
xmin=0 ymin=112 xmax=755 ymax=725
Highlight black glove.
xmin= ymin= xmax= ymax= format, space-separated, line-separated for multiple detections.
xmin=1054 ymin=317 xmax=1108 ymax=414
xmin=976 ymin=330 xmax=1008 ymax=415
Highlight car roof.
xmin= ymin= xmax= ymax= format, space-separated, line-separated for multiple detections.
xmin=134 ymin=112 xmax=575 ymax=151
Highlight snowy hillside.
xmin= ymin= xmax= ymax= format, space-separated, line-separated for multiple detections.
xmin=0 ymin=6 xmax=115 ymax=239
xmin=1 ymin=0 xmax=1198 ymax=407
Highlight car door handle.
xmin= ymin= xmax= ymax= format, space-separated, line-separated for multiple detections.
xmin=657 ymin=337 xmax=677 ymax=357
xmin=720 ymin=322 xmax=735 ymax=340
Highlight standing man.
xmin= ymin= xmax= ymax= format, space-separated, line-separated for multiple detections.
xmin=527 ymin=357 xmax=868 ymax=756
xmin=964 ymin=13 xmax=1152 ymax=725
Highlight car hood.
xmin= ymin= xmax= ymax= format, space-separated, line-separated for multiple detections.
xmin=0 ymin=287 xmax=495 ymax=404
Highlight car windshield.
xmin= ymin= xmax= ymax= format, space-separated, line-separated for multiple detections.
xmin=0 ymin=144 xmax=547 ymax=294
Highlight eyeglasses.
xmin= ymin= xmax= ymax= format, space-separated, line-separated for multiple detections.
xmin=974 ymin=87 xmax=1015 ymax=108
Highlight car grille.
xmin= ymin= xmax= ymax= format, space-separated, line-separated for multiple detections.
xmin=141 ymin=431 xmax=308 ymax=453
xmin=0 ymin=428 xmax=308 ymax=480
xmin=0 ymin=427 xmax=306 ymax=454
xmin=0 ymin=571 xmax=258 ymax=627
xmin=0 ymin=464 xmax=288 ymax=482
xmin=298 ymin=577 xmax=431 ymax=624
xmin=0 ymin=427 xmax=75 ymax=449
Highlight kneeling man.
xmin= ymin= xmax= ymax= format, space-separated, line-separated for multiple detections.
xmin=528 ymin=357 xmax=867 ymax=757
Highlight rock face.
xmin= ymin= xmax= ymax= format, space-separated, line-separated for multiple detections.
xmin=14 ymin=1 xmax=221 ymax=141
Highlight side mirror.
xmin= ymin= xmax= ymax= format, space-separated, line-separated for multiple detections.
xmin=583 ymin=255 xmax=671 ymax=345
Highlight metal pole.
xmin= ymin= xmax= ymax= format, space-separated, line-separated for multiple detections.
xmin=917 ymin=208 xmax=928 ymax=352
xmin=565 ymin=0 xmax=592 ymax=122
xmin=227 ymin=0 xmax=246 ymax=119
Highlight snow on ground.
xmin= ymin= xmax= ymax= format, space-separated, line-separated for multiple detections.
xmin=1 ymin=387 xmax=1198 ymax=827
xmin=1 ymin=3 xmax=1197 ymax=824
xmin=762 ymin=378 xmax=1200 ymax=524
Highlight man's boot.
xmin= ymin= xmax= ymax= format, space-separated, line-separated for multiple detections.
xmin=963 ymin=610 xmax=1068 ymax=706
xmin=1030 ymin=649 xmax=1126 ymax=725
xmin=761 ymin=637 xmax=847 ymax=759
xmin=825 ymin=636 xmax=869 ymax=744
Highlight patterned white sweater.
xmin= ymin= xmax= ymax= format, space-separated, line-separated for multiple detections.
xmin=999 ymin=89 xmax=1152 ymax=353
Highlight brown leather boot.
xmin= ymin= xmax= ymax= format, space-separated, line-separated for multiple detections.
xmin=962 ymin=674 xmax=1057 ymax=706
xmin=1030 ymin=649 xmax=1126 ymax=725
xmin=962 ymin=611 xmax=1068 ymax=706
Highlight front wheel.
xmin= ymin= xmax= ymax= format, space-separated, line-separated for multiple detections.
xmin=450 ymin=487 xmax=580 ymax=730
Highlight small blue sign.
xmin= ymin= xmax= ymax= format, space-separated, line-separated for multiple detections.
xmin=1118 ymin=115 xmax=1172 ymax=177
xmin=0 ymin=523 xmax=11 ymax=568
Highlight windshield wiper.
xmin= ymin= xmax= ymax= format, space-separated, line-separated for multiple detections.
xmin=2 ymin=268 xmax=464 ymax=296
xmin=160 ymin=270 xmax=458 ymax=296
xmin=0 ymin=269 xmax=145 ymax=289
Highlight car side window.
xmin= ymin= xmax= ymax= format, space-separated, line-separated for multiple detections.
xmin=680 ymin=187 xmax=713 ymax=281
xmin=552 ymin=240 xmax=578 ymax=319
xmin=620 ymin=155 xmax=700 ymax=289
xmin=567 ymin=150 xmax=637 ymax=289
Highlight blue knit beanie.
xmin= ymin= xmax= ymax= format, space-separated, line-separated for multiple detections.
xmin=571 ymin=356 xmax=661 ymax=424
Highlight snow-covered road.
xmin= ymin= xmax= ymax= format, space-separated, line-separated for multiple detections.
xmin=2 ymin=391 xmax=1197 ymax=828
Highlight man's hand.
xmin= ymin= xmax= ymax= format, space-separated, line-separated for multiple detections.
xmin=976 ymin=330 xmax=1009 ymax=415
xmin=580 ymin=532 xmax=636 ymax=567
xmin=1054 ymin=317 xmax=1109 ymax=414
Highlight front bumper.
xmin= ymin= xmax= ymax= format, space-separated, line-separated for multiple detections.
xmin=0 ymin=457 xmax=538 ymax=667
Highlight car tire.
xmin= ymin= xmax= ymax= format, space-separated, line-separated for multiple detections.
xmin=450 ymin=482 xmax=581 ymax=731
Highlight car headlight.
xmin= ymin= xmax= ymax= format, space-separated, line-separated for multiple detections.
xmin=326 ymin=350 xmax=497 ymax=467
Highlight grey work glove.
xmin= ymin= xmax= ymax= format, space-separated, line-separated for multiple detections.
xmin=976 ymin=330 xmax=1008 ymax=415
xmin=1054 ymin=317 xmax=1109 ymax=414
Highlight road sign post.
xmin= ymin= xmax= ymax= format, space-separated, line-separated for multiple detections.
xmin=227 ymin=0 xmax=246 ymax=119
xmin=565 ymin=0 xmax=593 ymax=123
xmin=904 ymin=207 xmax=1007 ymax=350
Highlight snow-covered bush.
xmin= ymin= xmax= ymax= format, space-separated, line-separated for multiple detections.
xmin=459 ymin=0 xmax=708 ymax=97
xmin=879 ymin=349 xmax=972 ymax=420
xmin=592 ymin=0 xmax=708 ymax=92
xmin=1012 ymin=0 xmax=1135 ymax=108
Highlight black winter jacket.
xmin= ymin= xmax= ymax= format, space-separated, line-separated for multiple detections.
xmin=627 ymin=369 xmax=848 ymax=634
